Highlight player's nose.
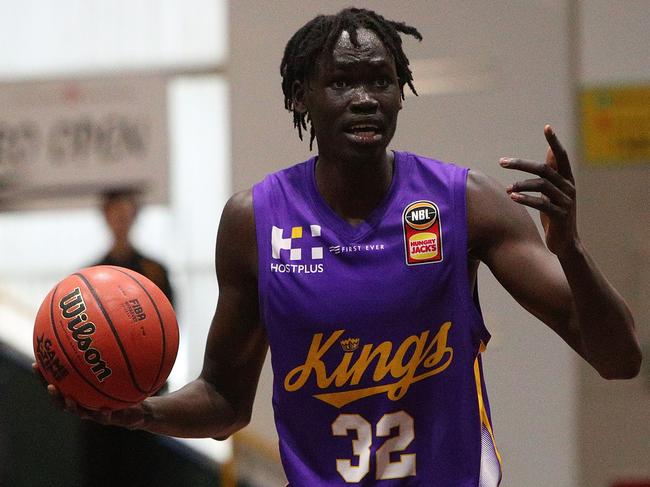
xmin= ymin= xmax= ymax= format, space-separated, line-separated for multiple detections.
xmin=350 ymin=86 xmax=378 ymax=112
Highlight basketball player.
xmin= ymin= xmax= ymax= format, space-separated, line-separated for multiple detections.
xmin=37 ymin=8 xmax=641 ymax=486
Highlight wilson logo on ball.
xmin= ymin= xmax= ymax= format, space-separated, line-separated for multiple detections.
xmin=59 ymin=287 xmax=112 ymax=382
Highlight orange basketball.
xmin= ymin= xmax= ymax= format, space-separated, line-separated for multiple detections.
xmin=33 ymin=265 xmax=179 ymax=411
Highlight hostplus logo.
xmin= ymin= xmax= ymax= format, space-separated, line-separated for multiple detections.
xmin=271 ymin=225 xmax=324 ymax=274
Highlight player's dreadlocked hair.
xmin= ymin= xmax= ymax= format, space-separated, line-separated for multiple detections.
xmin=280 ymin=8 xmax=422 ymax=149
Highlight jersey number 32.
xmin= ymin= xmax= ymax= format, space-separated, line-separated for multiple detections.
xmin=332 ymin=410 xmax=415 ymax=482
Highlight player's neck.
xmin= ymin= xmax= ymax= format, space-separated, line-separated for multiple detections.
xmin=314 ymin=150 xmax=394 ymax=225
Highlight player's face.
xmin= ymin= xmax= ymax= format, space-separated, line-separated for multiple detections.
xmin=297 ymin=28 xmax=402 ymax=160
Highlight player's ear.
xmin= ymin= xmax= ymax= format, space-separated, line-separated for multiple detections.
xmin=292 ymin=80 xmax=308 ymax=114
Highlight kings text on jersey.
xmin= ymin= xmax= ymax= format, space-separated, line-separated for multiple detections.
xmin=284 ymin=322 xmax=453 ymax=408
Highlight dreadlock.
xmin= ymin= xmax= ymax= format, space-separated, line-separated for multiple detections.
xmin=280 ymin=8 xmax=422 ymax=149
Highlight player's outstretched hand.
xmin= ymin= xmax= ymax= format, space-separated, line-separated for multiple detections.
xmin=32 ymin=362 xmax=151 ymax=430
xmin=500 ymin=125 xmax=578 ymax=257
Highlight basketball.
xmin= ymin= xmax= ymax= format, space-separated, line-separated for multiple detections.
xmin=33 ymin=265 xmax=179 ymax=411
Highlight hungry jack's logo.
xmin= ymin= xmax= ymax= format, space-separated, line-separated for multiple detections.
xmin=402 ymin=200 xmax=443 ymax=265
xmin=283 ymin=322 xmax=454 ymax=408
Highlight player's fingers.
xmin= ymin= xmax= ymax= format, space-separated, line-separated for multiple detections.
xmin=46 ymin=384 xmax=66 ymax=409
xmin=545 ymin=147 xmax=557 ymax=171
xmin=507 ymin=178 xmax=572 ymax=207
xmin=509 ymin=192 xmax=568 ymax=217
xmin=65 ymin=402 xmax=107 ymax=422
xmin=34 ymin=365 xmax=87 ymax=416
xmin=32 ymin=363 xmax=48 ymax=387
xmin=544 ymin=125 xmax=574 ymax=182
xmin=62 ymin=396 xmax=93 ymax=420
xmin=63 ymin=395 xmax=81 ymax=414
xmin=500 ymin=157 xmax=575 ymax=197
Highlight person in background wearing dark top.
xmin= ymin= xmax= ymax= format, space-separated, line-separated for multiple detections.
xmin=82 ymin=188 xmax=175 ymax=487
xmin=96 ymin=188 xmax=174 ymax=304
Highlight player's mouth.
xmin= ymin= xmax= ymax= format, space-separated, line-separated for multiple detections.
xmin=344 ymin=123 xmax=383 ymax=144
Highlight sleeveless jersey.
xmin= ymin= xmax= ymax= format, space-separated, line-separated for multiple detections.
xmin=253 ymin=151 xmax=502 ymax=486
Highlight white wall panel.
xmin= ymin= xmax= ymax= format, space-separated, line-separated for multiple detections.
xmin=579 ymin=0 xmax=650 ymax=84
xmin=577 ymin=1 xmax=650 ymax=486
xmin=0 ymin=0 xmax=227 ymax=80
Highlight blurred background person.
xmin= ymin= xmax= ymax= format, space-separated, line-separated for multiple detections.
xmin=95 ymin=188 xmax=174 ymax=305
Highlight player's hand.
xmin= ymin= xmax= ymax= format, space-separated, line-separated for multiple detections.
xmin=500 ymin=125 xmax=578 ymax=257
xmin=32 ymin=362 xmax=151 ymax=430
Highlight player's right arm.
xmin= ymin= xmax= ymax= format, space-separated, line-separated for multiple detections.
xmin=38 ymin=189 xmax=268 ymax=439
xmin=141 ymin=188 xmax=267 ymax=438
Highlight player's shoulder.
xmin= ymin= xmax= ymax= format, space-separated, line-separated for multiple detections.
xmin=466 ymin=169 xmax=516 ymax=227
xmin=223 ymin=156 xmax=310 ymax=227
xmin=466 ymin=168 xmax=538 ymax=255
xmin=398 ymin=150 xmax=457 ymax=168
xmin=393 ymin=155 xmax=501 ymax=199
xmin=225 ymin=189 xmax=253 ymax=214
xmin=466 ymin=168 xmax=513 ymax=230
xmin=254 ymin=157 xmax=314 ymax=190
xmin=466 ymin=168 xmax=504 ymax=197
xmin=217 ymin=189 xmax=258 ymax=277
xmin=398 ymin=151 xmax=471 ymax=183
xmin=466 ymin=168 xmax=534 ymax=216
xmin=220 ymin=189 xmax=255 ymax=235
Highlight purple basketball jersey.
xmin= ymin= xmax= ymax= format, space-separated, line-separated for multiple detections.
xmin=253 ymin=152 xmax=502 ymax=486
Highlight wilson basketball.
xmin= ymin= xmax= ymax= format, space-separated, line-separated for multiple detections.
xmin=33 ymin=265 xmax=179 ymax=410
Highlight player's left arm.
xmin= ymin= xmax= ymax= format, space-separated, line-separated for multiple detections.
xmin=468 ymin=125 xmax=641 ymax=379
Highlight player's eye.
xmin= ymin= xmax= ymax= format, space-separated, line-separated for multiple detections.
xmin=375 ymin=78 xmax=390 ymax=88
xmin=332 ymin=79 xmax=348 ymax=89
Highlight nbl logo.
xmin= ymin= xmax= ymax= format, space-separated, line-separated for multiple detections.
xmin=402 ymin=200 xmax=443 ymax=265
xmin=270 ymin=225 xmax=324 ymax=274
xmin=405 ymin=205 xmax=436 ymax=230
